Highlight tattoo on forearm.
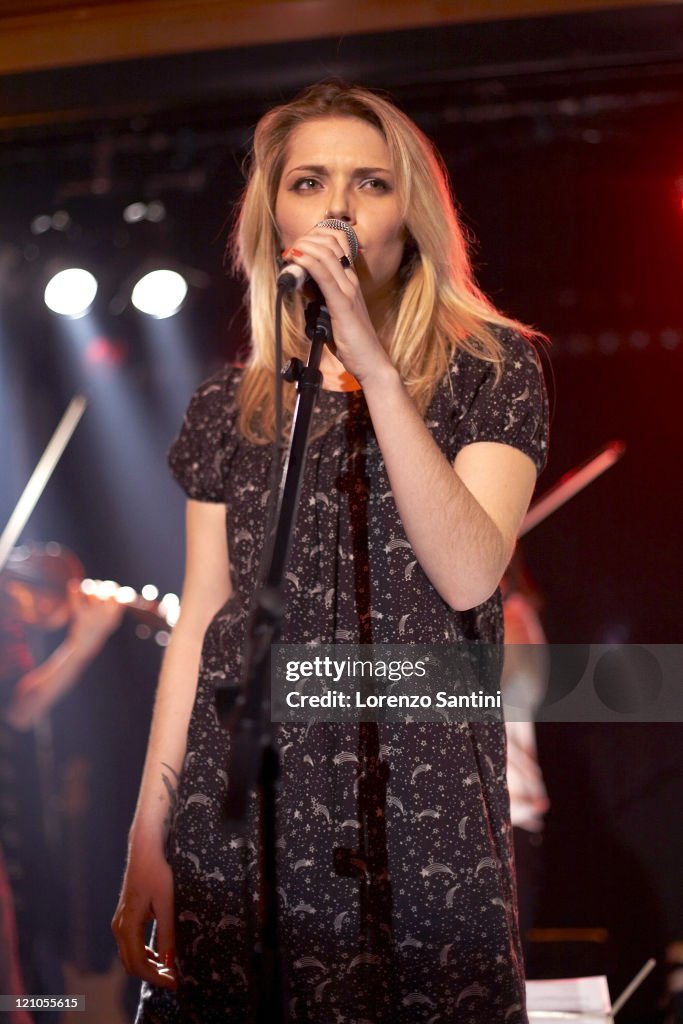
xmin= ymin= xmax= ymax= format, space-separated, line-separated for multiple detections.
xmin=161 ymin=762 xmax=179 ymax=834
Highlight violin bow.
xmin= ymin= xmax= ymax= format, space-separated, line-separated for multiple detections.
xmin=520 ymin=439 xmax=626 ymax=538
xmin=0 ymin=395 xmax=88 ymax=573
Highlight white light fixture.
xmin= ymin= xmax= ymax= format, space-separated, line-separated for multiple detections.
xmin=131 ymin=269 xmax=188 ymax=318
xmin=44 ymin=268 xmax=98 ymax=317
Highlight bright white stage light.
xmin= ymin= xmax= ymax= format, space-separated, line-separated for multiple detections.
xmin=123 ymin=202 xmax=147 ymax=223
xmin=44 ymin=268 xmax=98 ymax=317
xmin=131 ymin=269 xmax=188 ymax=319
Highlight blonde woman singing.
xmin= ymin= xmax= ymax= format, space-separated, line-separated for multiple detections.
xmin=113 ymin=81 xmax=548 ymax=1023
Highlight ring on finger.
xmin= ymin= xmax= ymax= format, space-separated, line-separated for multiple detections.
xmin=338 ymin=253 xmax=352 ymax=269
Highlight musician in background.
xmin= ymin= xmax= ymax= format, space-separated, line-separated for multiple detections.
xmin=502 ymin=548 xmax=550 ymax=956
xmin=0 ymin=543 xmax=123 ymax=731
xmin=0 ymin=542 xmax=122 ymax=1016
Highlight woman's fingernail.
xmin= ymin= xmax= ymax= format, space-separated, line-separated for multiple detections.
xmin=289 ymin=248 xmax=303 ymax=258
xmin=162 ymin=950 xmax=175 ymax=970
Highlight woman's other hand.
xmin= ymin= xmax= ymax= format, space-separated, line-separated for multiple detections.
xmin=112 ymin=847 xmax=177 ymax=989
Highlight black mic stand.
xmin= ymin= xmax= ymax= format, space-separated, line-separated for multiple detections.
xmin=215 ymin=289 xmax=333 ymax=1024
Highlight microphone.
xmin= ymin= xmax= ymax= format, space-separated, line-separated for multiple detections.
xmin=277 ymin=218 xmax=359 ymax=293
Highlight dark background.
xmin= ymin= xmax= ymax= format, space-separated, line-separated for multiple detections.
xmin=1 ymin=4 xmax=682 ymax=1020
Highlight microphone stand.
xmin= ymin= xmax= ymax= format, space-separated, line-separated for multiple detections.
xmin=215 ymin=289 xmax=333 ymax=1024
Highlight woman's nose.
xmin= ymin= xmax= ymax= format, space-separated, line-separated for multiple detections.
xmin=324 ymin=209 xmax=353 ymax=223
xmin=324 ymin=185 xmax=354 ymax=224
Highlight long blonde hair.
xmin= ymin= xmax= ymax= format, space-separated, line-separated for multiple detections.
xmin=232 ymin=81 xmax=534 ymax=442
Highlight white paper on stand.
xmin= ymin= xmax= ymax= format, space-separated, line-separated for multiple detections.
xmin=526 ymin=975 xmax=613 ymax=1022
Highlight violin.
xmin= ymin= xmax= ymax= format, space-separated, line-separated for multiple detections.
xmin=0 ymin=542 xmax=178 ymax=642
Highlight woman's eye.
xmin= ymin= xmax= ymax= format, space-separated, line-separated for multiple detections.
xmin=362 ymin=178 xmax=390 ymax=192
xmin=292 ymin=178 xmax=320 ymax=192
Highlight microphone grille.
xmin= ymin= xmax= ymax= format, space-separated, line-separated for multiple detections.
xmin=316 ymin=219 xmax=359 ymax=263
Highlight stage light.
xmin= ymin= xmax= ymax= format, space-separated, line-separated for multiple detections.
xmin=84 ymin=336 xmax=128 ymax=367
xmin=145 ymin=201 xmax=166 ymax=223
xmin=123 ymin=202 xmax=147 ymax=224
xmin=131 ymin=269 xmax=188 ymax=318
xmin=44 ymin=268 xmax=98 ymax=317
xmin=31 ymin=210 xmax=72 ymax=235
xmin=30 ymin=215 xmax=52 ymax=235
xmin=122 ymin=200 xmax=166 ymax=224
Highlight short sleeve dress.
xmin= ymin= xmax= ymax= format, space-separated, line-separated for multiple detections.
xmin=137 ymin=329 xmax=548 ymax=1024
